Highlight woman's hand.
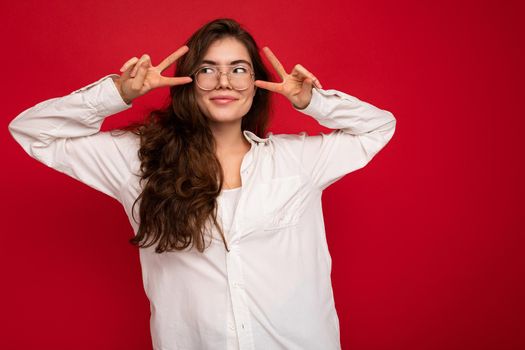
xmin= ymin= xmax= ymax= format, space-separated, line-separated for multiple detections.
xmin=112 ymin=45 xmax=193 ymax=104
xmin=254 ymin=47 xmax=322 ymax=110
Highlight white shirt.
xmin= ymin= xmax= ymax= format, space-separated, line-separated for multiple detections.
xmin=8 ymin=74 xmax=396 ymax=350
xmin=217 ymin=187 xmax=243 ymax=349
xmin=219 ymin=187 xmax=243 ymax=240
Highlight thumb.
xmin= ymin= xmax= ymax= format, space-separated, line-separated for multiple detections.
xmin=301 ymin=78 xmax=313 ymax=95
xmin=292 ymin=78 xmax=314 ymax=110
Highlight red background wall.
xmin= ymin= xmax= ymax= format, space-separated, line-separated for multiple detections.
xmin=2 ymin=0 xmax=524 ymax=349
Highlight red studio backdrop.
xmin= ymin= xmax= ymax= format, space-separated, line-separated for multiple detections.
xmin=1 ymin=0 xmax=524 ymax=349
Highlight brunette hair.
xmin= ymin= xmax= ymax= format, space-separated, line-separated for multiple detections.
xmin=114 ymin=18 xmax=271 ymax=253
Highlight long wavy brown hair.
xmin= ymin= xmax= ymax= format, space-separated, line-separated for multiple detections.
xmin=113 ymin=18 xmax=272 ymax=254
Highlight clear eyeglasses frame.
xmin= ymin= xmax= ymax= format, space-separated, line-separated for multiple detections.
xmin=192 ymin=64 xmax=256 ymax=91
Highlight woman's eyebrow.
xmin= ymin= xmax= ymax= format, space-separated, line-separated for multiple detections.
xmin=200 ymin=59 xmax=252 ymax=66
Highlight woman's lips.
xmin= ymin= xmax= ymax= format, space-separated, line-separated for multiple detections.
xmin=210 ymin=98 xmax=237 ymax=105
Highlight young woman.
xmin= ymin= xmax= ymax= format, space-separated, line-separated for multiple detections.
xmin=9 ymin=18 xmax=396 ymax=350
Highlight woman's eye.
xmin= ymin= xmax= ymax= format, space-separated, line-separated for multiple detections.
xmin=200 ymin=67 xmax=215 ymax=74
xmin=232 ymin=66 xmax=248 ymax=74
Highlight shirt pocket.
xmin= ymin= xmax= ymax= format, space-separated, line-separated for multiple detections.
xmin=260 ymin=175 xmax=302 ymax=230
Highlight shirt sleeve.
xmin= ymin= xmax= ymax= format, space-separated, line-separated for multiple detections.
xmin=273 ymin=87 xmax=397 ymax=191
xmin=7 ymin=74 xmax=136 ymax=202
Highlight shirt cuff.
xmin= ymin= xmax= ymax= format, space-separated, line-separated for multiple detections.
xmin=69 ymin=74 xmax=133 ymax=117
xmin=293 ymin=87 xmax=362 ymax=120
xmin=293 ymin=87 xmax=323 ymax=116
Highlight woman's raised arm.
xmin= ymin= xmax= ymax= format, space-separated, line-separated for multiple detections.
xmin=8 ymin=46 xmax=193 ymax=202
xmin=8 ymin=74 xmax=137 ymax=201
xmin=289 ymin=88 xmax=396 ymax=191
xmin=255 ymin=46 xmax=396 ymax=191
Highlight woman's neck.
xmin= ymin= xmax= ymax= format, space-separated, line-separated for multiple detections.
xmin=210 ymin=121 xmax=251 ymax=155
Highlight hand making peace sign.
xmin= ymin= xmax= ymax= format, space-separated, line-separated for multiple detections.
xmin=255 ymin=47 xmax=322 ymax=110
xmin=113 ymin=45 xmax=193 ymax=104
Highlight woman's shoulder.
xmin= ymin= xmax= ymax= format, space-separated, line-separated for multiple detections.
xmin=267 ymin=131 xmax=314 ymax=147
xmin=263 ymin=132 xmax=313 ymax=160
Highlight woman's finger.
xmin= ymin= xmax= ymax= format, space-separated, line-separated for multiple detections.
xmin=119 ymin=57 xmax=139 ymax=72
xmin=254 ymin=79 xmax=282 ymax=93
xmin=158 ymin=76 xmax=193 ymax=87
xmin=292 ymin=64 xmax=323 ymax=89
xmin=121 ymin=60 xmax=137 ymax=80
xmin=131 ymin=61 xmax=149 ymax=91
xmin=130 ymin=54 xmax=151 ymax=77
xmin=262 ymin=47 xmax=287 ymax=80
xmin=156 ymin=45 xmax=190 ymax=73
xmin=131 ymin=54 xmax=151 ymax=78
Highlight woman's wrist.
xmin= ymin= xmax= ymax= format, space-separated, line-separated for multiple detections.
xmin=111 ymin=76 xmax=132 ymax=105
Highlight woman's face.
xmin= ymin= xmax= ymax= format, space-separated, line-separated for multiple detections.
xmin=194 ymin=37 xmax=256 ymax=125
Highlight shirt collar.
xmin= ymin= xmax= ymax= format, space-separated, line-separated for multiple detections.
xmin=243 ymin=130 xmax=271 ymax=144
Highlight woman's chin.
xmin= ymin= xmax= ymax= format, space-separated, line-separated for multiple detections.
xmin=207 ymin=115 xmax=241 ymax=124
xmin=206 ymin=110 xmax=244 ymax=124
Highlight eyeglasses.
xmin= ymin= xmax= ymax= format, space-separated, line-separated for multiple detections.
xmin=192 ymin=64 xmax=255 ymax=91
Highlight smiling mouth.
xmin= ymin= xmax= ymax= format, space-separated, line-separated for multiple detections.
xmin=210 ymin=98 xmax=237 ymax=104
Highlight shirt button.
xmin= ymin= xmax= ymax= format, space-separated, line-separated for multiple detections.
xmin=228 ymin=322 xmax=235 ymax=331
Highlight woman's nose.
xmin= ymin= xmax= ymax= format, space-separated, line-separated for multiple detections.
xmin=217 ymin=72 xmax=232 ymax=89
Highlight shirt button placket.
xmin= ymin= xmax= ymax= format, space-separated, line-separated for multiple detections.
xmin=226 ymin=303 xmax=239 ymax=350
xmin=226 ymin=244 xmax=254 ymax=349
